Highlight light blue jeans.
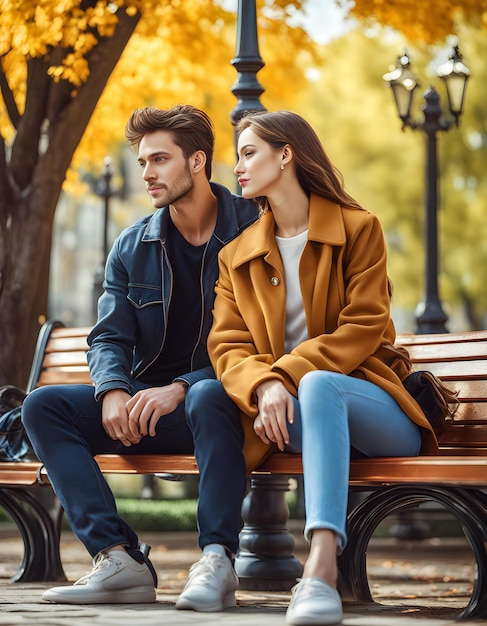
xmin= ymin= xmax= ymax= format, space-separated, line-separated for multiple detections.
xmin=286 ymin=371 xmax=422 ymax=553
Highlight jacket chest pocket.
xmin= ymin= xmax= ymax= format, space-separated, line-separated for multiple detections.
xmin=127 ymin=284 xmax=163 ymax=309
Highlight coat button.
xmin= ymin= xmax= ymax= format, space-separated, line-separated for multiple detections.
xmin=270 ymin=276 xmax=280 ymax=286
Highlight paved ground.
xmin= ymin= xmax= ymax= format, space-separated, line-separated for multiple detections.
xmin=0 ymin=522 xmax=484 ymax=626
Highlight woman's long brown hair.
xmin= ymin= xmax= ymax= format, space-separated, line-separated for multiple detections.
xmin=236 ymin=110 xmax=362 ymax=213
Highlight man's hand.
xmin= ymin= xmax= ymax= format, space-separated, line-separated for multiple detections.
xmin=126 ymin=382 xmax=187 ymax=438
xmin=254 ymin=379 xmax=294 ymax=451
xmin=101 ymin=389 xmax=141 ymax=447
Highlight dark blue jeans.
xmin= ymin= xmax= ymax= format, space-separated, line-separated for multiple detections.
xmin=22 ymin=382 xmax=194 ymax=557
xmin=185 ymin=379 xmax=247 ymax=555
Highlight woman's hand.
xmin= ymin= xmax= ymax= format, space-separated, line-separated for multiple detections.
xmin=254 ymin=379 xmax=294 ymax=451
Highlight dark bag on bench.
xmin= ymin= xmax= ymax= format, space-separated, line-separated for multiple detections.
xmin=402 ymin=370 xmax=459 ymax=438
xmin=0 ymin=385 xmax=35 ymax=462
xmin=385 ymin=343 xmax=459 ymax=439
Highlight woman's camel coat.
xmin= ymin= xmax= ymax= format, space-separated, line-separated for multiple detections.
xmin=208 ymin=195 xmax=438 ymax=473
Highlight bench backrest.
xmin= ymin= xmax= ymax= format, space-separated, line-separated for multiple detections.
xmin=396 ymin=331 xmax=487 ymax=455
xmin=28 ymin=321 xmax=487 ymax=456
xmin=27 ymin=321 xmax=92 ymax=392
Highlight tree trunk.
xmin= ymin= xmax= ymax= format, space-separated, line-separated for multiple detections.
xmin=0 ymin=8 xmax=140 ymax=388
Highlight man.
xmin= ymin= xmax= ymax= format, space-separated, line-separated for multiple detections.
xmin=22 ymin=105 xmax=258 ymax=605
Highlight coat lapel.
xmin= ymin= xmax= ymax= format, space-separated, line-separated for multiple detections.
xmin=230 ymin=197 xmax=347 ymax=356
xmin=233 ymin=213 xmax=286 ymax=357
xmin=301 ymin=195 xmax=346 ymax=337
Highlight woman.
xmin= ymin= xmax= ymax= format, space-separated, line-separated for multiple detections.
xmin=181 ymin=110 xmax=437 ymax=624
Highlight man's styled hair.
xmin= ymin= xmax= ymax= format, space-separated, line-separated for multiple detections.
xmin=125 ymin=105 xmax=214 ymax=180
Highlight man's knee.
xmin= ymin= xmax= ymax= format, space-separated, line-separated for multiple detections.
xmin=22 ymin=384 xmax=90 ymax=432
xmin=186 ymin=379 xmax=239 ymax=429
xmin=187 ymin=379 xmax=222 ymax=411
xmin=22 ymin=386 xmax=56 ymax=431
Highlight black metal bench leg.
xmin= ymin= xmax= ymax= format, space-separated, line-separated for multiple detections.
xmin=0 ymin=487 xmax=66 ymax=582
xmin=459 ymin=489 xmax=487 ymax=619
xmin=338 ymin=485 xmax=487 ymax=620
xmin=236 ymin=475 xmax=303 ymax=590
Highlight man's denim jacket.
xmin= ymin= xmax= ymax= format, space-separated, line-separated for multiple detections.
xmin=87 ymin=182 xmax=258 ymax=402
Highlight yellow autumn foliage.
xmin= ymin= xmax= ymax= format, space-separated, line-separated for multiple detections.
xmin=0 ymin=0 xmax=317 ymax=185
xmin=348 ymin=0 xmax=487 ymax=44
xmin=1 ymin=0 xmax=483 ymax=186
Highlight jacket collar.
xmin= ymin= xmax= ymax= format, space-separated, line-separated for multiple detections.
xmin=140 ymin=182 xmax=252 ymax=245
xmin=232 ymin=194 xmax=346 ymax=268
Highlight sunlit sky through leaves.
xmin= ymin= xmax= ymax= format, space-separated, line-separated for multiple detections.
xmin=219 ymin=0 xmax=354 ymax=44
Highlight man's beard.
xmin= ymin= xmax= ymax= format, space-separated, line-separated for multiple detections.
xmin=153 ymin=163 xmax=193 ymax=208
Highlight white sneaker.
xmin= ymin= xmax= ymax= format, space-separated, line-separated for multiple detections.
xmin=175 ymin=551 xmax=238 ymax=612
xmin=42 ymin=550 xmax=156 ymax=604
xmin=286 ymin=577 xmax=343 ymax=625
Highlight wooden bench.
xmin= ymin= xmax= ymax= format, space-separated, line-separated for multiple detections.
xmin=1 ymin=319 xmax=487 ymax=619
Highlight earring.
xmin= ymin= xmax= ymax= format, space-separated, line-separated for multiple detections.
xmin=280 ymin=163 xmax=284 ymax=170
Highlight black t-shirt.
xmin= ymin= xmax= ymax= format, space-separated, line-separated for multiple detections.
xmin=140 ymin=218 xmax=205 ymax=386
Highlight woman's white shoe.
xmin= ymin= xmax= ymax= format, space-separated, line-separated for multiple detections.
xmin=286 ymin=577 xmax=343 ymax=625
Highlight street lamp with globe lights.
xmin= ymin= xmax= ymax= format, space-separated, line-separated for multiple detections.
xmin=383 ymin=46 xmax=470 ymax=334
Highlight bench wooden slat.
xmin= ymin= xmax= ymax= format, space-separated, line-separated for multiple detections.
xmin=94 ymin=454 xmax=200 ymax=475
xmin=41 ymin=352 xmax=89 ymax=368
xmin=407 ymin=342 xmax=487 ymax=362
xmin=45 ymin=336 xmax=90 ymax=353
xmin=256 ymin=453 xmax=487 ymax=485
xmin=449 ymin=379 xmax=487 ymax=401
xmin=440 ymin=447 xmax=487 ymax=456
xmin=75 ymin=453 xmax=487 ymax=486
xmin=415 ymin=360 xmax=487 ymax=379
xmin=396 ymin=330 xmax=487 ymax=345
xmin=0 ymin=463 xmax=42 ymax=486
xmin=49 ymin=326 xmax=93 ymax=338
xmin=439 ymin=423 xmax=487 ymax=445
xmin=450 ymin=401 xmax=487 ymax=423
xmin=349 ymin=456 xmax=487 ymax=486
xmin=5 ymin=452 xmax=487 ymax=489
xmin=36 ymin=371 xmax=93 ymax=386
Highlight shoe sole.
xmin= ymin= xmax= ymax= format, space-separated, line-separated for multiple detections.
xmin=175 ymin=591 xmax=236 ymax=612
xmin=42 ymin=586 xmax=156 ymax=604
xmin=286 ymin=609 xmax=343 ymax=625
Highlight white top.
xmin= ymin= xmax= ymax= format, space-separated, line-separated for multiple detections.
xmin=275 ymin=230 xmax=309 ymax=354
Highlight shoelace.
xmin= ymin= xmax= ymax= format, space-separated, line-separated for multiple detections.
xmin=74 ymin=552 xmax=112 ymax=586
xmin=291 ymin=578 xmax=323 ymax=600
xmin=187 ymin=553 xmax=223 ymax=583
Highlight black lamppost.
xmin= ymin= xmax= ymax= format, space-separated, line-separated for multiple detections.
xmin=383 ymin=46 xmax=470 ymax=334
xmin=230 ymin=0 xmax=266 ymax=192
xmin=92 ymin=157 xmax=114 ymax=320
xmin=99 ymin=156 xmax=114 ymax=265
xmin=230 ymin=0 xmax=303 ymax=591
xmin=230 ymin=0 xmax=266 ymax=124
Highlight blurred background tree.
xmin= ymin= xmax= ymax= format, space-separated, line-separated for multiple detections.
xmin=349 ymin=0 xmax=487 ymax=44
xmin=345 ymin=0 xmax=487 ymax=329
xmin=296 ymin=21 xmax=486 ymax=331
